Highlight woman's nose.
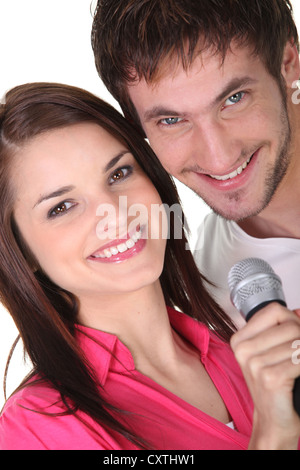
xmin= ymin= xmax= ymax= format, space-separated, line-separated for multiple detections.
xmin=95 ymin=195 xmax=129 ymax=241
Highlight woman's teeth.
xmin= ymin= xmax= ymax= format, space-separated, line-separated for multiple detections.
xmin=210 ymin=156 xmax=252 ymax=181
xmin=92 ymin=228 xmax=142 ymax=259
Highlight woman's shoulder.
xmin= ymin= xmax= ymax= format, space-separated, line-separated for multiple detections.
xmin=0 ymin=377 xmax=127 ymax=450
xmin=2 ymin=376 xmax=63 ymax=415
xmin=0 ymin=378 xmax=70 ymax=450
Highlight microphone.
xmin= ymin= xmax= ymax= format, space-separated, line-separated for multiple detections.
xmin=228 ymin=258 xmax=286 ymax=322
xmin=228 ymin=257 xmax=300 ymax=417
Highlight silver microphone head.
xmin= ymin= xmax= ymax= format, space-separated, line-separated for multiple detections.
xmin=228 ymin=258 xmax=286 ymax=320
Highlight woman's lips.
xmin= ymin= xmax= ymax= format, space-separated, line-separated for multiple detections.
xmin=88 ymin=225 xmax=146 ymax=263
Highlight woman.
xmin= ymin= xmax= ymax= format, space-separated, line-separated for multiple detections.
xmin=0 ymin=83 xmax=299 ymax=450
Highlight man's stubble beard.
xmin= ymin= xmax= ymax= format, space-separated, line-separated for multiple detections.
xmin=198 ymin=99 xmax=292 ymax=223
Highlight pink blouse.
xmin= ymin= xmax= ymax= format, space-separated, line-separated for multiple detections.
xmin=0 ymin=307 xmax=254 ymax=450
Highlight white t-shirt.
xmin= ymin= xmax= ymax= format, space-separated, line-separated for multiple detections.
xmin=194 ymin=212 xmax=300 ymax=328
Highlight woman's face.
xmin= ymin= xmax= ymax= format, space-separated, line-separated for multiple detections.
xmin=13 ymin=122 xmax=167 ymax=304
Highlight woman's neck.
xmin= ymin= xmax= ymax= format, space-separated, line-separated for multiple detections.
xmin=76 ymin=281 xmax=177 ymax=371
xmin=77 ymin=281 xmax=232 ymax=424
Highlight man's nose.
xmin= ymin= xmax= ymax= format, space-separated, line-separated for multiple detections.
xmin=190 ymin=119 xmax=242 ymax=175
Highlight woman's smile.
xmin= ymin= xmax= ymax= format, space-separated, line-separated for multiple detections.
xmin=88 ymin=225 xmax=146 ymax=263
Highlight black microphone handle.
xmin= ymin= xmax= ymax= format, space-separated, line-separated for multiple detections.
xmin=294 ymin=377 xmax=300 ymax=419
xmin=245 ymin=299 xmax=300 ymax=418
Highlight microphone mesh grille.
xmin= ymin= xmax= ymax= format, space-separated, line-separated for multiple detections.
xmin=228 ymin=258 xmax=275 ymax=289
xmin=228 ymin=258 xmax=284 ymax=313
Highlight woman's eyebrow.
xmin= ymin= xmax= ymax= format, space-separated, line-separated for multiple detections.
xmin=33 ymin=151 xmax=131 ymax=209
xmin=33 ymin=186 xmax=75 ymax=209
xmin=104 ymin=150 xmax=131 ymax=173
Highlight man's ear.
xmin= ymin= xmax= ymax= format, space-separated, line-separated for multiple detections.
xmin=281 ymin=41 xmax=300 ymax=87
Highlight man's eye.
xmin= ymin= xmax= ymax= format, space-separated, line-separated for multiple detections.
xmin=159 ymin=117 xmax=183 ymax=126
xmin=109 ymin=166 xmax=133 ymax=184
xmin=224 ymin=91 xmax=245 ymax=107
xmin=48 ymin=201 xmax=75 ymax=218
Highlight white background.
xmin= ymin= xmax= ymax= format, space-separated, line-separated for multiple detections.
xmin=0 ymin=0 xmax=299 ymax=409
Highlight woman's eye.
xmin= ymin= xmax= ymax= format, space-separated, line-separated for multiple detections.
xmin=48 ymin=201 xmax=75 ymax=218
xmin=224 ymin=91 xmax=245 ymax=107
xmin=159 ymin=117 xmax=183 ymax=126
xmin=109 ymin=166 xmax=133 ymax=184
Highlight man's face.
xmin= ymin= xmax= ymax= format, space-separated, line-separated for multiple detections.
xmin=128 ymin=44 xmax=293 ymax=221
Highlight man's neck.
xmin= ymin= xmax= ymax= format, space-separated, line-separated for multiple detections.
xmin=238 ymin=183 xmax=300 ymax=240
xmin=238 ymin=214 xmax=300 ymax=239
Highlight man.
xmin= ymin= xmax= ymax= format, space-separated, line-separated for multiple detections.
xmin=91 ymin=0 xmax=300 ymax=326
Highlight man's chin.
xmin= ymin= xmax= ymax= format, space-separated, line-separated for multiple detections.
xmin=209 ymin=200 xmax=267 ymax=223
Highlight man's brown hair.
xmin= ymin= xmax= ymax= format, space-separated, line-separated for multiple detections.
xmin=92 ymin=0 xmax=299 ymax=131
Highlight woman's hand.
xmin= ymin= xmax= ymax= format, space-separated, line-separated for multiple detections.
xmin=230 ymin=304 xmax=300 ymax=450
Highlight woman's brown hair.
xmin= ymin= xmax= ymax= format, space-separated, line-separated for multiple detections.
xmin=0 ymin=82 xmax=236 ymax=447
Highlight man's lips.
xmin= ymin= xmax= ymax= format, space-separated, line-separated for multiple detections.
xmin=195 ymin=150 xmax=259 ymax=188
xmin=208 ymin=155 xmax=253 ymax=181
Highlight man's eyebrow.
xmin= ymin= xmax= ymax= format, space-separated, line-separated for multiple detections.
xmin=143 ymin=76 xmax=257 ymax=122
xmin=144 ymin=107 xmax=181 ymax=123
xmin=212 ymin=76 xmax=258 ymax=107
xmin=33 ymin=186 xmax=75 ymax=208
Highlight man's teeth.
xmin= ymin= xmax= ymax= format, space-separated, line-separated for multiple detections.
xmin=92 ymin=228 xmax=142 ymax=259
xmin=210 ymin=157 xmax=252 ymax=181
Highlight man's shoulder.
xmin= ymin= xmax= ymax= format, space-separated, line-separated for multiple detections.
xmin=194 ymin=212 xmax=233 ymax=251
